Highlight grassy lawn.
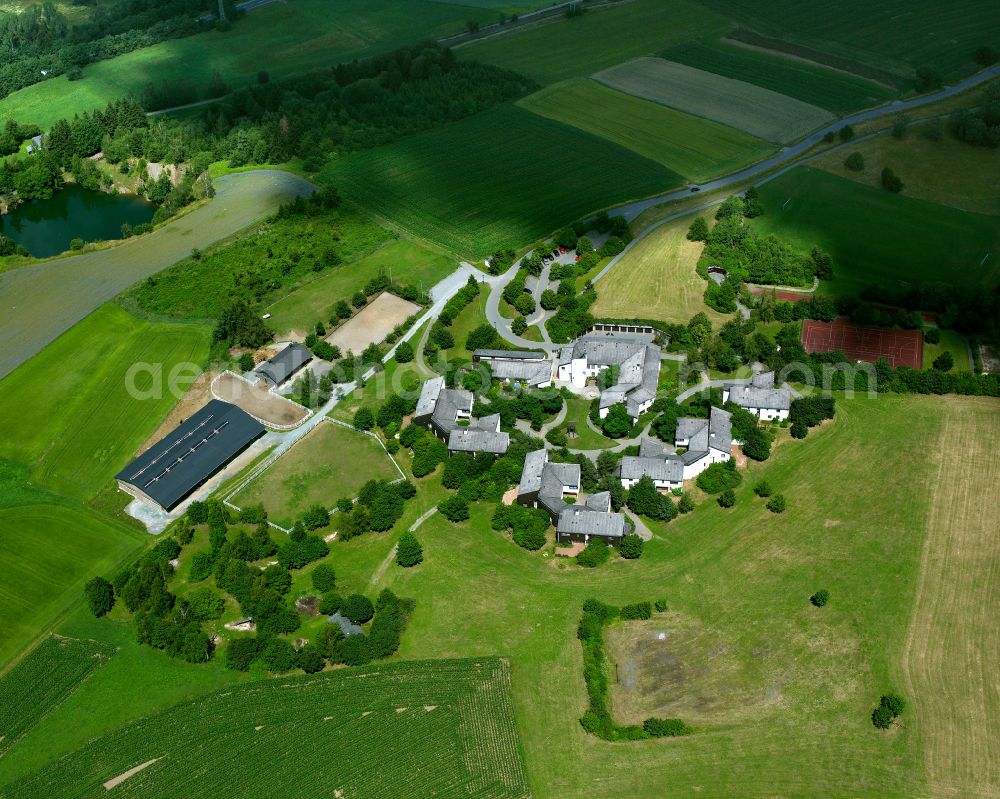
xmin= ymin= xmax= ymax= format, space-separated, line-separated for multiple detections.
xmin=322 ymin=105 xmax=680 ymax=259
xmin=811 ymin=126 xmax=1000 ymax=217
xmin=560 ymin=395 xmax=616 ymax=450
xmin=591 ymin=215 xmax=730 ymax=327
xmin=458 ymin=0 xmax=727 ymax=85
xmin=0 ymin=0 xmax=501 ymax=128
xmin=232 ymin=421 xmax=400 ymax=528
xmin=0 ymin=305 xmax=211 ymax=501
xmin=754 ymin=167 xmax=1000 ymax=299
xmin=693 ymin=0 xmax=1000 ymax=86
xmin=594 ymin=57 xmax=834 ymax=144
xmin=263 ymin=239 xmax=455 ymax=337
xmin=663 ymin=39 xmax=895 ymax=114
xmin=922 ymin=329 xmax=971 ymax=370
xmin=518 ymin=80 xmax=776 ymax=182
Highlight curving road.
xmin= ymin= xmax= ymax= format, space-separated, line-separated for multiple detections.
xmin=0 ymin=170 xmax=314 ymax=380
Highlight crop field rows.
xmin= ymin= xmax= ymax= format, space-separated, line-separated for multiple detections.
xmin=1 ymin=658 xmax=530 ymax=799
xmin=0 ymin=635 xmax=116 ymax=756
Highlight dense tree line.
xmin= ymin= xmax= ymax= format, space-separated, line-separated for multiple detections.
xmin=950 ymin=85 xmax=1000 ymax=148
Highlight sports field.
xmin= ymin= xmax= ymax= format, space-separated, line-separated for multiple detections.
xmin=591 ymin=215 xmax=730 ymax=326
xmin=0 ymin=305 xmax=211 ymax=500
xmin=518 ymin=80 xmax=776 ymax=182
xmin=754 ymin=168 xmax=1000 ymax=299
xmin=902 ymin=398 xmax=1000 ymax=798
xmin=232 ymin=421 xmax=400 ymax=528
xmin=1 ymin=658 xmax=530 ymax=799
xmin=264 ymin=240 xmax=455 ymax=338
xmin=663 ymin=39 xmax=895 ymax=114
xmin=0 ymin=0 xmax=500 ymax=128
xmin=457 ymin=0 xmax=727 ymax=85
xmin=695 ymin=0 xmax=1000 ymax=86
xmin=323 ymin=105 xmax=680 ymax=259
xmin=0 ymin=170 xmax=311 ymax=380
xmin=594 ymin=58 xmax=834 ymax=143
xmin=801 ymin=318 xmax=924 ymax=369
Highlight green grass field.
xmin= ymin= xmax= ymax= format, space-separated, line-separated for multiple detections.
xmin=695 ymin=0 xmax=1000 ymax=86
xmin=2 ymin=658 xmax=528 ymax=799
xmin=0 ymin=635 xmax=115 ymax=755
xmin=663 ymin=40 xmax=895 ymax=114
xmin=0 ymin=304 xmax=211 ymax=501
xmin=591 ymin=214 xmax=729 ymax=326
xmin=518 ymin=80 xmax=776 ymax=182
xmin=594 ymin=57 xmax=834 ymax=144
xmin=558 ymin=396 xmax=616 ymax=450
xmin=458 ymin=0 xmax=727 ymax=85
xmin=754 ymin=168 xmax=1000 ymax=298
xmin=232 ymin=421 xmax=400 ymax=528
xmin=922 ymin=329 xmax=971 ymax=370
xmin=323 ymin=105 xmax=679 ymax=258
xmin=0 ymin=0 xmax=501 ymax=128
xmin=264 ymin=240 xmax=455 ymax=337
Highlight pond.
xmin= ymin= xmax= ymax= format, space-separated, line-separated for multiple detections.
xmin=0 ymin=183 xmax=154 ymax=258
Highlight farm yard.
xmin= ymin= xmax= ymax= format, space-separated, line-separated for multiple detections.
xmin=695 ymin=0 xmax=1000 ymax=86
xmin=591 ymin=216 xmax=729 ymax=326
xmin=0 ymin=635 xmax=115 ymax=756
xmin=323 ymin=105 xmax=678 ymax=259
xmin=0 ymin=658 xmax=530 ymax=799
xmin=263 ymin=240 xmax=455 ymax=338
xmin=231 ymin=420 xmax=400 ymax=528
xmin=753 ymin=168 xmax=1000 ymax=299
xmin=594 ymin=58 xmax=835 ymax=144
xmin=457 ymin=0 xmax=728 ymax=85
xmin=0 ymin=0 xmax=505 ymax=128
xmin=327 ymin=292 xmax=422 ymax=355
xmin=518 ymin=80 xmax=776 ymax=182
xmin=212 ymin=373 xmax=309 ymax=427
xmin=662 ymin=40 xmax=895 ymax=114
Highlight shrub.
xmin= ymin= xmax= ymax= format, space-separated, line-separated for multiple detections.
xmin=654 ymin=599 xmax=668 ymax=612
xmin=311 ymin=563 xmax=337 ymax=592
xmin=696 ymin=460 xmax=742 ymax=494
xmin=319 ymin=592 xmax=342 ymax=615
xmin=687 ymin=217 xmax=709 ymax=241
xmin=396 ymin=532 xmax=423 ymax=567
xmin=340 ymin=634 xmax=372 ymax=666
xmin=933 ymin=351 xmax=954 ymax=371
xmin=677 ymin=493 xmax=694 ymax=513
xmin=810 ymin=589 xmax=829 ymax=607
xmin=576 ymin=540 xmax=610 ymax=568
xmin=881 ymin=693 xmax=906 ymax=717
xmin=753 ymin=480 xmax=772 ymax=497
xmin=766 ymin=494 xmax=787 ymax=513
xmin=353 ymin=406 xmax=374 ymax=431
xmin=881 ymin=167 xmax=904 ymax=193
xmin=924 ymin=327 xmax=941 ymax=344
xmin=839 ymin=124 xmax=855 ymax=142
xmin=717 ymin=489 xmax=736 ymax=508
xmin=871 ymin=704 xmax=894 ymax=729
xmin=395 ymin=340 xmax=414 ymax=363
xmin=296 ymin=644 xmax=325 ymax=674
xmin=225 ymin=637 xmax=259 ymax=671
xmin=643 ymin=717 xmax=693 ymax=737
xmin=84 ymin=577 xmax=115 ymax=617
xmin=189 ymin=551 xmax=214 ymax=582
xmin=262 ymin=638 xmax=298 ymax=673
xmin=438 ymin=495 xmax=470 ymax=522
xmin=238 ymin=351 xmax=255 ymax=371
xmin=301 ymin=503 xmax=330 ymax=530
xmin=341 ymin=593 xmax=375 ymax=625
xmin=512 ymin=316 xmax=527 ymax=336
xmin=618 ymin=534 xmax=644 ymax=559
xmin=844 ymin=151 xmax=864 ymax=171
xmin=620 ymin=601 xmax=652 ymax=620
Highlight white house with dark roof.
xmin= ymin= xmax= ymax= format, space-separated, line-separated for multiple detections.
xmin=556 ymin=491 xmax=627 ymax=543
xmin=473 ymin=349 xmax=552 ymax=388
xmin=556 ymin=335 xmax=660 ymax=421
xmin=675 ymin=406 xmax=733 ymax=479
xmin=723 ymin=371 xmax=790 ymax=420
xmin=414 ymin=377 xmax=508 ymax=455
xmin=616 ymin=438 xmax=685 ymax=491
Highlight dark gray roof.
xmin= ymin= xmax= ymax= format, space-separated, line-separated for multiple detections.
xmin=617 ymin=454 xmax=684 ymax=482
xmin=414 ymin=377 xmax=475 ymax=435
xmin=328 ymin=612 xmax=364 ymax=637
xmin=257 ymin=343 xmax=312 ymax=386
xmin=116 ymin=399 xmax=264 ymax=510
xmin=415 ymin=376 xmax=445 ymax=420
xmin=572 ymin=337 xmax=660 ymax=417
xmin=557 ymin=506 xmax=626 ymax=538
xmin=584 ymin=491 xmax=611 ymax=512
xmin=518 ymin=449 xmax=548 ymax=495
xmin=448 ymin=427 xmax=510 ymax=454
xmin=638 ymin=438 xmax=665 ymax=458
xmin=675 ymin=407 xmax=732 ymax=456
xmin=474 ymin=349 xmax=545 ymax=361
xmin=726 ymin=384 xmax=790 ymax=411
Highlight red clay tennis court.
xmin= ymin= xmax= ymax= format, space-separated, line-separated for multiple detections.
xmin=801 ymin=318 xmax=923 ymax=369
xmin=748 ymin=287 xmax=811 ymax=302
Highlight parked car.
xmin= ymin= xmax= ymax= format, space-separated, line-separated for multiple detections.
xmin=690 ymin=186 xmax=701 ymax=192
xmin=558 ymin=246 xmax=567 ymax=254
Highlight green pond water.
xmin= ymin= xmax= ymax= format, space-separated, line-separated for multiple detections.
xmin=0 ymin=184 xmax=154 ymax=258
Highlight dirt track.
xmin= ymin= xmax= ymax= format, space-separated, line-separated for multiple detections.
xmin=327 ymin=292 xmax=420 ymax=356
xmin=213 ymin=373 xmax=308 ymax=426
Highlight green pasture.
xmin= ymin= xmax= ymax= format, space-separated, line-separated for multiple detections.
xmin=555 ymin=395 xmax=616 ymax=450
xmin=457 ymin=0 xmax=727 ymax=85
xmin=323 ymin=105 xmax=679 ymax=258
xmin=0 ymin=0 xmax=501 ymax=128
xmin=594 ymin=58 xmax=834 ymax=144
xmin=232 ymin=421 xmax=400 ymax=528
xmin=0 ymin=304 xmax=211 ymax=501
xmin=519 ymin=79 xmax=776 ymax=182
xmin=663 ymin=40 xmax=895 ymax=114
xmin=695 ymin=0 xmax=1000 ymax=86
xmin=923 ymin=329 xmax=971 ymax=370
xmin=264 ymin=239 xmax=455 ymax=337
xmin=754 ymin=168 xmax=1000 ymax=298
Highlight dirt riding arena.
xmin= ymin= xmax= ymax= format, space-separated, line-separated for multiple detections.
xmin=326 ymin=292 xmax=420 ymax=356
xmin=801 ymin=318 xmax=923 ymax=369
xmin=213 ymin=372 xmax=309 ymax=427
xmin=749 ymin=287 xmax=812 ymax=302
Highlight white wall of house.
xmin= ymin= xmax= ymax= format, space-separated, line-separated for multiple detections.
xmin=620 ymin=476 xmax=681 ymax=491
xmin=680 ymin=446 xmax=730 ymax=480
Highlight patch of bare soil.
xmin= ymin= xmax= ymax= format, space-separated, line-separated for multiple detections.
xmin=213 ymin=372 xmax=308 ymax=426
xmin=326 ymin=292 xmax=421 ymax=355
xmin=136 ymin=371 xmax=215 ymax=455
xmin=296 ymin=596 xmax=320 ymax=616
xmin=102 ymin=758 xmax=160 ymax=790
